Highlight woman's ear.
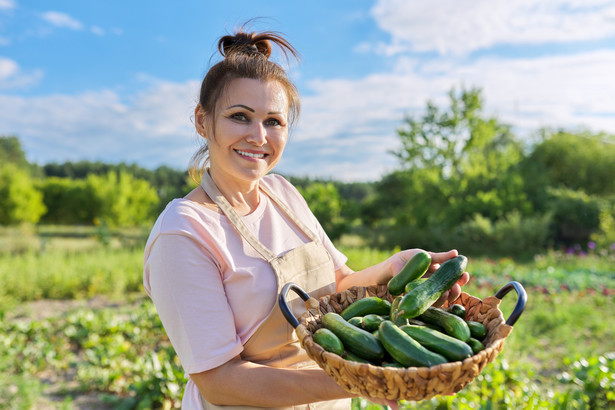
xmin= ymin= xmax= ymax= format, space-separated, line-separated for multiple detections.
xmin=195 ymin=105 xmax=207 ymax=138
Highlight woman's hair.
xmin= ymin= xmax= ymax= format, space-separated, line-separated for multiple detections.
xmin=189 ymin=25 xmax=301 ymax=182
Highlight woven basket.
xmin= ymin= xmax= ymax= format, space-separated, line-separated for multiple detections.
xmin=284 ymin=283 xmax=524 ymax=401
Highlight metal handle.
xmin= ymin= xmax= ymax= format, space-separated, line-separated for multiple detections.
xmin=278 ymin=282 xmax=311 ymax=328
xmin=494 ymin=281 xmax=527 ymax=326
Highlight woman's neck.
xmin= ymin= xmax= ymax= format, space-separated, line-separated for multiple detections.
xmin=207 ymin=169 xmax=261 ymax=216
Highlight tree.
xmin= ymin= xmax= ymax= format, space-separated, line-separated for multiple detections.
xmin=0 ymin=136 xmax=29 ymax=169
xmin=0 ymin=163 xmax=46 ymax=225
xmin=297 ymin=182 xmax=347 ymax=241
xmin=369 ymin=87 xmax=532 ymax=252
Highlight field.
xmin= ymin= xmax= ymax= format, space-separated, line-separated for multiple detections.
xmin=0 ymin=227 xmax=614 ymax=409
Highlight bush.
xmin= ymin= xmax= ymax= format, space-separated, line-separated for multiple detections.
xmin=547 ymin=188 xmax=601 ymax=248
xmin=0 ymin=163 xmax=46 ymax=225
xmin=451 ymin=211 xmax=551 ymax=258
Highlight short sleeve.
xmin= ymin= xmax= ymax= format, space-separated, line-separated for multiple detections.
xmin=147 ymin=233 xmax=243 ymax=374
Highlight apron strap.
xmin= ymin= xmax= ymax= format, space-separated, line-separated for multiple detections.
xmin=200 ymin=170 xmax=277 ymax=263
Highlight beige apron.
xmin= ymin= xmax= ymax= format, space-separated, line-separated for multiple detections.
xmin=199 ymin=172 xmax=351 ymax=409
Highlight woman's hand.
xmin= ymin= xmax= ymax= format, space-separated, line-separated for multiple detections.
xmin=389 ymin=248 xmax=470 ymax=305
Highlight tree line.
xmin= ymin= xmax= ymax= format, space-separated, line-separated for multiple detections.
xmin=1 ymin=87 xmax=614 ymax=257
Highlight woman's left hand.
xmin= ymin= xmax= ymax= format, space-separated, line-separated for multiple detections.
xmin=389 ymin=248 xmax=470 ymax=305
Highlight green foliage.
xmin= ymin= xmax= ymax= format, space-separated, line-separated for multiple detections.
xmin=0 ymin=135 xmax=30 ymax=169
xmin=450 ymin=211 xmax=552 ymax=258
xmin=525 ymin=130 xmax=615 ymax=197
xmin=297 ymin=181 xmax=348 ymax=240
xmin=0 ymin=163 xmax=46 ymax=225
xmin=37 ymin=177 xmax=94 ymax=224
xmin=86 ymin=171 xmax=160 ymax=228
xmin=546 ymin=187 xmax=601 ymax=248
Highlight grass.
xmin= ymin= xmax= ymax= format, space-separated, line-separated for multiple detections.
xmin=0 ymin=226 xmax=614 ymax=408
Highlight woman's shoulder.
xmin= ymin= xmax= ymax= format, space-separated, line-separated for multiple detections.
xmin=261 ymin=173 xmax=299 ymax=197
xmin=154 ymin=198 xmax=223 ymax=235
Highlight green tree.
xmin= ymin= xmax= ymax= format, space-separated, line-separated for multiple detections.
xmin=0 ymin=163 xmax=46 ymax=225
xmin=370 ymin=87 xmax=531 ymax=252
xmin=86 ymin=171 xmax=160 ymax=227
xmin=0 ymin=136 xmax=29 ymax=169
xmin=297 ymin=182 xmax=347 ymax=240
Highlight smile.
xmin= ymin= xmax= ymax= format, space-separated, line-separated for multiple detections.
xmin=235 ymin=149 xmax=267 ymax=159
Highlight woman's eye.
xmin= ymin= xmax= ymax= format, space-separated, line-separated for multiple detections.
xmin=265 ymin=118 xmax=281 ymax=126
xmin=230 ymin=113 xmax=248 ymax=121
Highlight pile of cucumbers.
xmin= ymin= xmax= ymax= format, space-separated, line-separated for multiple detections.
xmin=313 ymin=252 xmax=487 ymax=368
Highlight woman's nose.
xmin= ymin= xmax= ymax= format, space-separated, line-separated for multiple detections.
xmin=246 ymin=123 xmax=267 ymax=145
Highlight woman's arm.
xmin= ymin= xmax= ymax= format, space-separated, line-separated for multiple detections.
xmin=335 ymin=248 xmax=470 ymax=305
xmin=190 ymin=355 xmax=353 ymax=407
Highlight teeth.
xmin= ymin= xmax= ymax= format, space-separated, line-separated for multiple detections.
xmin=236 ymin=150 xmax=265 ymax=159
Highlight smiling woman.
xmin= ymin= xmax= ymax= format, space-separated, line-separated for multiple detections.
xmin=142 ymin=22 xmax=468 ymax=410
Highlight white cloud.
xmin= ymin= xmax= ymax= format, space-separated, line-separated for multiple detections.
xmin=284 ymin=49 xmax=615 ymax=181
xmin=0 ymin=57 xmax=43 ymax=89
xmin=0 ymin=78 xmax=201 ymax=168
xmin=0 ymin=0 xmax=15 ymax=10
xmin=90 ymin=26 xmax=105 ymax=36
xmin=370 ymin=0 xmax=615 ymax=55
xmin=41 ymin=11 xmax=84 ymax=30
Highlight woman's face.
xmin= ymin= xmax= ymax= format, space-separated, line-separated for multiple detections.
xmin=199 ymin=78 xmax=290 ymax=187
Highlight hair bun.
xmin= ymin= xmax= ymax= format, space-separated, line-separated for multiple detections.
xmin=219 ymin=32 xmax=272 ymax=59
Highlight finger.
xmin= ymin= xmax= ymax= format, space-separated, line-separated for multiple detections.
xmin=447 ymin=284 xmax=462 ymax=303
xmin=428 ymin=249 xmax=458 ymax=264
xmin=457 ymin=272 xmax=470 ymax=287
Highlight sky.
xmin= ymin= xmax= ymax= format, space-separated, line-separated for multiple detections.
xmin=1 ymin=0 xmax=615 ymax=182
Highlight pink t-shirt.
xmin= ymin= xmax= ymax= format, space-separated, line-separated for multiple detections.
xmin=143 ymin=174 xmax=347 ymax=377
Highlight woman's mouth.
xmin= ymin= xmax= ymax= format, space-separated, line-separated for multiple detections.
xmin=235 ymin=149 xmax=267 ymax=159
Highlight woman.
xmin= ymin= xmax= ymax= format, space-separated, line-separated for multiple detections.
xmin=143 ymin=26 xmax=469 ymax=409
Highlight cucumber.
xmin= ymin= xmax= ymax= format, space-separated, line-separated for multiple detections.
xmin=348 ymin=317 xmax=363 ymax=328
xmin=466 ymin=337 xmax=485 ymax=354
xmin=404 ymin=278 xmax=428 ymax=294
xmin=362 ymin=314 xmax=385 ymax=332
xmin=398 ymin=255 xmax=467 ymax=319
xmin=447 ymin=304 xmax=467 ymax=319
xmin=377 ymin=320 xmax=447 ymax=367
xmin=399 ymin=325 xmax=473 ymax=362
xmin=340 ymin=297 xmax=392 ymax=320
xmin=387 ymin=251 xmax=432 ymax=296
xmin=342 ymin=351 xmax=370 ymax=364
xmin=322 ymin=312 xmax=385 ymax=361
xmin=418 ymin=307 xmax=471 ymax=342
xmin=313 ymin=328 xmax=344 ymax=355
xmin=390 ymin=296 xmax=409 ymax=327
xmin=466 ymin=320 xmax=487 ymax=340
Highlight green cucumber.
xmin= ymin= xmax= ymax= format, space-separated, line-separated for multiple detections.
xmin=390 ymin=295 xmax=409 ymax=327
xmin=313 ymin=328 xmax=344 ymax=355
xmin=342 ymin=351 xmax=371 ymax=364
xmin=398 ymin=255 xmax=467 ymax=319
xmin=348 ymin=317 xmax=363 ymax=327
xmin=377 ymin=320 xmax=447 ymax=367
xmin=404 ymin=278 xmax=428 ymax=294
xmin=340 ymin=297 xmax=392 ymax=320
xmin=467 ymin=337 xmax=485 ymax=354
xmin=362 ymin=314 xmax=385 ymax=332
xmin=322 ymin=312 xmax=385 ymax=361
xmin=399 ymin=325 xmax=473 ymax=362
xmin=418 ymin=307 xmax=471 ymax=342
xmin=447 ymin=304 xmax=467 ymax=319
xmin=388 ymin=251 xmax=432 ymax=296
xmin=466 ymin=320 xmax=487 ymax=340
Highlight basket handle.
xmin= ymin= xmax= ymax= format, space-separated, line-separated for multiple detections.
xmin=278 ymin=282 xmax=311 ymax=328
xmin=494 ymin=281 xmax=527 ymax=326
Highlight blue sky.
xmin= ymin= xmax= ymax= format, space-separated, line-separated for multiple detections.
xmin=1 ymin=0 xmax=615 ymax=181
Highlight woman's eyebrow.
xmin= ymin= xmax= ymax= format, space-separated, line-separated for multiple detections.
xmin=227 ymin=104 xmax=254 ymax=112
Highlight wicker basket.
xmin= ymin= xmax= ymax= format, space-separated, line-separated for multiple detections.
xmin=279 ymin=281 xmax=526 ymax=401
